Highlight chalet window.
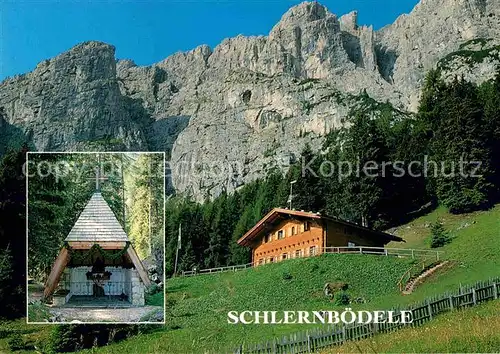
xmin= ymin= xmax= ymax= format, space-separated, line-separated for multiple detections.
xmin=282 ymin=253 xmax=287 ymax=260
xmin=258 ymin=259 xmax=264 ymax=265
xmin=309 ymin=246 xmax=317 ymax=256
xmin=304 ymin=221 xmax=310 ymax=231
xmin=277 ymin=230 xmax=284 ymax=240
xmin=270 ymin=257 xmax=275 ymax=263
xmin=291 ymin=226 xmax=296 ymax=235
xmin=295 ymin=249 xmax=302 ymax=258
xmin=265 ymin=234 xmax=272 ymax=243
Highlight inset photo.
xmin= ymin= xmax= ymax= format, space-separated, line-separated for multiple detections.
xmin=26 ymin=152 xmax=165 ymax=324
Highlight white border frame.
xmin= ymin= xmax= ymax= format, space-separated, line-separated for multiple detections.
xmin=26 ymin=151 xmax=167 ymax=325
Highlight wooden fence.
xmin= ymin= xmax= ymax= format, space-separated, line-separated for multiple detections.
xmin=180 ymin=263 xmax=253 ymax=277
xmin=397 ymin=256 xmax=440 ymax=292
xmin=234 ymin=278 xmax=500 ymax=354
xmin=321 ymin=246 xmax=442 ymax=261
xmin=179 ymin=247 xmax=442 ymax=277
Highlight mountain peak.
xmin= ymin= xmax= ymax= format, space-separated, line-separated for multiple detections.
xmin=278 ymin=1 xmax=331 ymax=24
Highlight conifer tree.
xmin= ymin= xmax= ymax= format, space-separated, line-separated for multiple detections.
xmin=431 ymin=78 xmax=494 ymax=213
xmin=292 ymin=144 xmax=324 ymax=212
xmin=0 ymin=146 xmax=27 ymax=317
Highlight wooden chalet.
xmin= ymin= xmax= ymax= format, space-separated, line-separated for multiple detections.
xmin=237 ymin=208 xmax=404 ymax=266
xmin=44 ymin=192 xmax=151 ymax=306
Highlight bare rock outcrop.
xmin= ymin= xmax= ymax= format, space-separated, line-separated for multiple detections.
xmin=1 ymin=0 xmax=499 ymax=200
xmin=0 ymin=41 xmax=148 ymax=151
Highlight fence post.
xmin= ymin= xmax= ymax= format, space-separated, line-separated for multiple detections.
xmin=411 ymin=250 xmax=414 ymax=259
xmin=493 ymin=283 xmax=498 ymax=300
xmin=359 ymin=247 xmax=363 ymax=254
xmin=384 ymin=249 xmax=388 ymax=256
xmin=427 ymin=302 xmax=433 ymax=321
xmin=472 ymin=288 xmax=477 ymax=304
xmin=449 ymin=295 xmax=454 ymax=310
xmin=307 ymin=333 xmax=312 ymax=353
xmin=342 ymin=326 xmax=346 ymax=343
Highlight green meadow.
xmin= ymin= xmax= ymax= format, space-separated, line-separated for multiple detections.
xmin=329 ymin=300 xmax=500 ymax=353
xmin=2 ymin=204 xmax=499 ymax=353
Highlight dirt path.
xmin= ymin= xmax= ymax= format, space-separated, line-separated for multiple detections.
xmin=403 ymin=260 xmax=451 ymax=294
xmin=48 ymin=306 xmax=164 ymax=323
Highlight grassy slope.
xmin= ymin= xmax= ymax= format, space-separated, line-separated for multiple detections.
xmin=328 ymin=300 xmax=500 ymax=353
xmin=92 ymin=204 xmax=500 ymax=353
xmin=5 ymin=204 xmax=499 ymax=353
xmin=382 ymin=203 xmax=500 ymax=307
xmin=0 ymin=319 xmax=51 ymax=353
xmin=89 ymin=255 xmax=415 ymax=353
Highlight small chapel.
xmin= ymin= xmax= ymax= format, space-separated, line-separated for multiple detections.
xmin=43 ymin=168 xmax=151 ymax=307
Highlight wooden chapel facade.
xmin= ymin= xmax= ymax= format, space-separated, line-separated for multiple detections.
xmin=43 ymin=191 xmax=151 ymax=306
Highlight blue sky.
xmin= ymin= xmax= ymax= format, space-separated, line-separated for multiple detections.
xmin=1 ymin=0 xmax=418 ymax=80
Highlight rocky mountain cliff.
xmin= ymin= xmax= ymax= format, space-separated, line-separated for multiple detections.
xmin=1 ymin=0 xmax=499 ymax=200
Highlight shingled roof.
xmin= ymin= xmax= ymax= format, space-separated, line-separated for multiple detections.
xmin=64 ymin=193 xmax=128 ymax=242
xmin=237 ymin=208 xmax=404 ymax=246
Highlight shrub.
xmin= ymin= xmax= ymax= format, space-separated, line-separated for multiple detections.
xmin=334 ymin=291 xmax=350 ymax=306
xmin=282 ymin=271 xmax=293 ymax=281
xmin=28 ymin=303 xmax=52 ymax=322
xmin=146 ymin=283 xmax=162 ymax=295
xmin=430 ymin=221 xmax=452 ymax=248
xmin=7 ymin=333 xmax=26 ymax=351
xmin=0 ymin=329 xmax=11 ymax=339
xmin=46 ymin=324 xmax=141 ymax=353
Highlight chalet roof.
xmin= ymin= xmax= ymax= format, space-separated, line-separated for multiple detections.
xmin=237 ymin=208 xmax=404 ymax=246
xmin=64 ymin=193 xmax=128 ymax=242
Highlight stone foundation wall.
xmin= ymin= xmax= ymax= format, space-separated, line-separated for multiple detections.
xmin=130 ymin=269 xmax=145 ymax=306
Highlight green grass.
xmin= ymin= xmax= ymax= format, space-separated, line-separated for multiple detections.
xmin=27 ymin=303 xmax=51 ymax=322
xmin=86 ymin=204 xmax=500 ymax=353
xmin=0 ymin=319 xmax=51 ymax=353
xmin=383 ymin=204 xmax=500 ymax=306
xmin=329 ymin=299 xmax=500 ymax=353
xmin=85 ymin=254 xmax=414 ymax=353
xmin=145 ymin=291 xmax=164 ymax=307
xmin=5 ymin=204 xmax=499 ymax=353
xmin=8 ymin=253 xmax=409 ymax=354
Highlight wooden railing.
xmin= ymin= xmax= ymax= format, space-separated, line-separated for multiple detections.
xmin=180 ymin=263 xmax=253 ymax=277
xmin=322 ymin=246 xmax=442 ymax=261
xmin=397 ymin=257 xmax=438 ymax=292
xmin=234 ymin=278 xmax=500 ymax=354
xmin=178 ymin=247 xmax=442 ymax=278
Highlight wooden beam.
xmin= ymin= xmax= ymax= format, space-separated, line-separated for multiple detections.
xmin=67 ymin=241 xmax=127 ymax=250
xmin=43 ymin=247 xmax=70 ymax=299
xmin=126 ymin=246 xmax=151 ymax=287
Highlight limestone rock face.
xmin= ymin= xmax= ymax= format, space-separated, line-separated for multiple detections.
xmin=376 ymin=0 xmax=500 ymax=110
xmin=1 ymin=0 xmax=499 ymax=200
xmin=340 ymin=11 xmax=378 ymax=72
xmin=437 ymin=38 xmax=500 ymax=85
xmin=0 ymin=41 xmax=148 ymax=151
